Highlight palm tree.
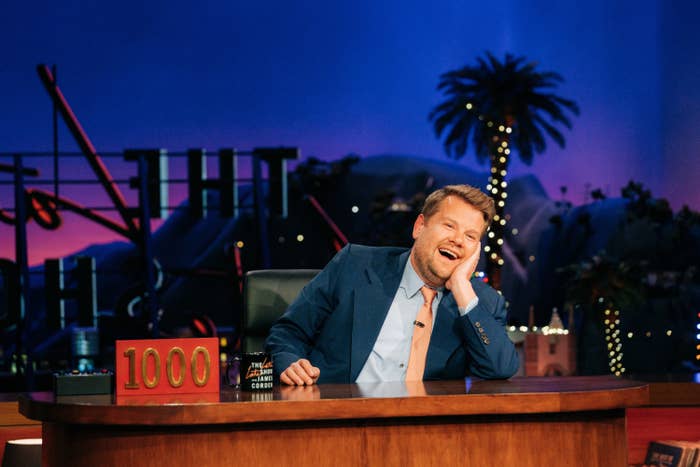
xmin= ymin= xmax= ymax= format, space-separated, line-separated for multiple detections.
xmin=429 ymin=52 xmax=579 ymax=290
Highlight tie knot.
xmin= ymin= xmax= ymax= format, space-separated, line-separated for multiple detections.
xmin=420 ymin=286 xmax=437 ymax=305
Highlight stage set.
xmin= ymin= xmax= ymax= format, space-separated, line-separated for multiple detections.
xmin=3 ymin=5 xmax=700 ymax=464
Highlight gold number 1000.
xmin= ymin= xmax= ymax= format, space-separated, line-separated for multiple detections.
xmin=123 ymin=346 xmax=211 ymax=390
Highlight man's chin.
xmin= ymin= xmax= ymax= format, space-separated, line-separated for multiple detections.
xmin=427 ymin=267 xmax=453 ymax=287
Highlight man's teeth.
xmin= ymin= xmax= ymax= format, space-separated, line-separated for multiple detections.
xmin=439 ymin=249 xmax=457 ymax=259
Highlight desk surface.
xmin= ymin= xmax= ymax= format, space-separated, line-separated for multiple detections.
xmin=20 ymin=375 xmax=649 ymax=426
xmin=20 ymin=376 xmax=651 ymax=467
xmin=628 ymin=373 xmax=700 ymax=406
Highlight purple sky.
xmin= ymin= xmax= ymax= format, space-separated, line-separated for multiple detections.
xmin=1 ymin=0 xmax=699 ymax=264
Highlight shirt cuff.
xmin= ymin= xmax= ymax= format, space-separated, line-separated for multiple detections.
xmin=458 ymin=297 xmax=479 ymax=316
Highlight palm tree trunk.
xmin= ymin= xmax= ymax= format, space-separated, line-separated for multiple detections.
xmin=486 ymin=134 xmax=509 ymax=291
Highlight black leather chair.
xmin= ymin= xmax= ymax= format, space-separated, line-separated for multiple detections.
xmin=242 ymin=269 xmax=320 ymax=352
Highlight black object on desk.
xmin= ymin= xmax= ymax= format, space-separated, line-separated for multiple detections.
xmin=53 ymin=370 xmax=113 ymax=396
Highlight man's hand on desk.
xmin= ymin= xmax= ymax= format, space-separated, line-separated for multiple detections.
xmin=280 ymin=358 xmax=320 ymax=386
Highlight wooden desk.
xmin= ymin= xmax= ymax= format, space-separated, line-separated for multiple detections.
xmin=20 ymin=376 xmax=648 ymax=467
xmin=626 ymin=374 xmax=700 ymax=465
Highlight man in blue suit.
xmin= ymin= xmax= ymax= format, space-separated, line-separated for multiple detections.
xmin=265 ymin=184 xmax=519 ymax=384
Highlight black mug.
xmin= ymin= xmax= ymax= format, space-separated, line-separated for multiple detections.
xmin=225 ymin=352 xmax=273 ymax=391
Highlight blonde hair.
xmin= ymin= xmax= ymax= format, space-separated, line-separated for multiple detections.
xmin=421 ymin=184 xmax=495 ymax=231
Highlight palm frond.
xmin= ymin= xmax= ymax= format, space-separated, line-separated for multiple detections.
xmin=443 ymin=114 xmax=473 ymax=158
xmin=549 ymin=95 xmax=580 ymax=115
xmin=429 ymin=51 xmax=578 ymax=166
xmin=529 ymin=93 xmax=575 ymax=128
xmin=533 ymin=114 xmax=566 ymax=148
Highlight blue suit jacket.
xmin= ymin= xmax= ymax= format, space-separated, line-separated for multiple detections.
xmin=265 ymin=244 xmax=519 ymax=383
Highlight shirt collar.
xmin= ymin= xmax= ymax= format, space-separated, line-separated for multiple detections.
xmin=400 ymin=255 xmax=443 ymax=299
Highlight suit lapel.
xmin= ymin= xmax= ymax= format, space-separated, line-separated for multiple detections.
xmin=425 ymin=292 xmax=462 ymax=379
xmin=349 ymin=249 xmax=408 ymax=381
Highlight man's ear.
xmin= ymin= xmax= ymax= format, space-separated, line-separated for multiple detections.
xmin=412 ymin=214 xmax=425 ymax=240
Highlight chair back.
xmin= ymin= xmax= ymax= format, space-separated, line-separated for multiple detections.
xmin=242 ymin=269 xmax=320 ymax=352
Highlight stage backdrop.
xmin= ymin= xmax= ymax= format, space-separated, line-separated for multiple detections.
xmin=1 ymin=0 xmax=699 ymax=264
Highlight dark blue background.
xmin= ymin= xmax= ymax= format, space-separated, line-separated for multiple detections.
xmin=2 ymin=0 xmax=699 ymax=261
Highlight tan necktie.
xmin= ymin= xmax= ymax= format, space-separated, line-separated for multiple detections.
xmin=405 ymin=286 xmax=437 ymax=381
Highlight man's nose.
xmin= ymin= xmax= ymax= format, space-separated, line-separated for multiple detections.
xmin=449 ymin=230 xmax=464 ymax=245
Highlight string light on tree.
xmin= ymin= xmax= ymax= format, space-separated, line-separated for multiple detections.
xmin=603 ymin=305 xmax=625 ymax=376
xmin=457 ymin=101 xmax=510 ymax=281
xmin=696 ymin=310 xmax=700 ymax=362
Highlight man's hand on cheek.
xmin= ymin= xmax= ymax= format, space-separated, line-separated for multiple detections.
xmin=445 ymin=242 xmax=480 ymax=307
xmin=446 ymin=242 xmax=480 ymax=288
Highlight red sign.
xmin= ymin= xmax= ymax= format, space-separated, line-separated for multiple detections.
xmin=115 ymin=338 xmax=219 ymax=397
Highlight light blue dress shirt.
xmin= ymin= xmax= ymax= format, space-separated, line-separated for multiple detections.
xmin=355 ymin=258 xmax=478 ymax=382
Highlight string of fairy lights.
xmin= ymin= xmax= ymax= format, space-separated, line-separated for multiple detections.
xmin=465 ymin=101 xmax=510 ymax=269
xmin=602 ymin=300 xmax=624 ymax=376
xmin=696 ymin=310 xmax=700 ymax=363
